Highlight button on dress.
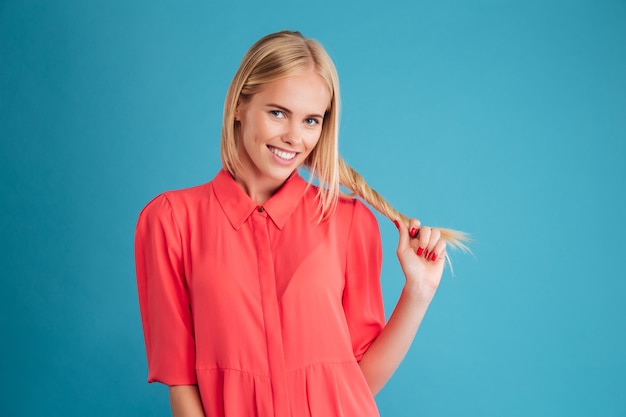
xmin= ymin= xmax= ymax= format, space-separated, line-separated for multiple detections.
xmin=135 ymin=169 xmax=385 ymax=416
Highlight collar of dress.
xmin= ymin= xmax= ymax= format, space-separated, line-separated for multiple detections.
xmin=212 ymin=169 xmax=309 ymax=231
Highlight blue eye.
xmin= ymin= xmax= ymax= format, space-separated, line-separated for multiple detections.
xmin=305 ymin=118 xmax=320 ymax=126
xmin=270 ymin=110 xmax=284 ymax=118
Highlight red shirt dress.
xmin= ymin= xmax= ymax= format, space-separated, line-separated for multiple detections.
xmin=135 ymin=169 xmax=386 ymax=416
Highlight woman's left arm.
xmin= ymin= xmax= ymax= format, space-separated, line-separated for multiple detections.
xmin=358 ymin=219 xmax=446 ymax=395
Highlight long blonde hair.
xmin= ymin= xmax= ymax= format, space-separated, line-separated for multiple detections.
xmin=221 ymin=30 xmax=469 ymax=251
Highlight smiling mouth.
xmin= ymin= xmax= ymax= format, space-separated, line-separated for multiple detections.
xmin=268 ymin=145 xmax=297 ymax=161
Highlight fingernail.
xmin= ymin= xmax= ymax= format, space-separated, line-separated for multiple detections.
xmin=424 ymin=249 xmax=430 ymax=259
xmin=417 ymin=247 xmax=424 ymax=256
xmin=410 ymin=227 xmax=417 ymax=237
xmin=431 ymin=252 xmax=438 ymax=261
xmin=393 ymin=220 xmax=400 ymax=229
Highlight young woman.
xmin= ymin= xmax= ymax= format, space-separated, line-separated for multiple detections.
xmin=135 ymin=30 xmax=467 ymax=417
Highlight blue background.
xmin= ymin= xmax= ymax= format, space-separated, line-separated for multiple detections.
xmin=1 ymin=1 xmax=625 ymax=416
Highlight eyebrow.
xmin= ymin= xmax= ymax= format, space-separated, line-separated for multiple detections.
xmin=266 ymin=103 xmax=325 ymax=120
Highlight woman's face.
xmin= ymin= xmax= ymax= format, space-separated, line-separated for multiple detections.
xmin=234 ymin=70 xmax=331 ymax=199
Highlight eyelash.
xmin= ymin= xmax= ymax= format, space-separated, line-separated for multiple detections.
xmin=270 ymin=110 xmax=320 ymax=126
xmin=270 ymin=110 xmax=285 ymax=118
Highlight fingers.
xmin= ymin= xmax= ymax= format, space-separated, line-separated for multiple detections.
xmin=395 ymin=218 xmax=447 ymax=262
xmin=409 ymin=222 xmax=446 ymax=262
xmin=394 ymin=219 xmax=410 ymax=249
xmin=431 ymin=239 xmax=447 ymax=262
xmin=408 ymin=219 xmax=421 ymax=240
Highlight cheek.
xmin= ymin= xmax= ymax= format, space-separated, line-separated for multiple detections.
xmin=304 ymin=130 xmax=323 ymax=151
xmin=239 ymin=120 xmax=264 ymax=156
xmin=252 ymin=118 xmax=280 ymax=143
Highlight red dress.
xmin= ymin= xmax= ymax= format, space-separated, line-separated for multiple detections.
xmin=135 ymin=169 xmax=385 ymax=416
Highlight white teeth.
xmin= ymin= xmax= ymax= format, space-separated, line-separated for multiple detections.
xmin=269 ymin=146 xmax=296 ymax=160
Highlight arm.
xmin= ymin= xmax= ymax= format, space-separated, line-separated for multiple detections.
xmin=169 ymin=385 xmax=205 ymax=417
xmin=135 ymin=195 xmax=199 ymax=400
xmin=359 ymin=219 xmax=446 ymax=395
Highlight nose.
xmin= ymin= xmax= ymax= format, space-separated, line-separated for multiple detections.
xmin=281 ymin=120 xmax=302 ymax=146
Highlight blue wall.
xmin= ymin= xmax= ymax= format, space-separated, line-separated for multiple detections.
xmin=1 ymin=1 xmax=625 ymax=416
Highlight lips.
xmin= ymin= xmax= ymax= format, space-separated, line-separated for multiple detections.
xmin=268 ymin=145 xmax=297 ymax=161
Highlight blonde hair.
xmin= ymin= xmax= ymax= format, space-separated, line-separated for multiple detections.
xmin=221 ymin=30 xmax=469 ymax=252
xmin=338 ymin=159 xmax=470 ymax=252
xmin=221 ymin=30 xmax=340 ymax=217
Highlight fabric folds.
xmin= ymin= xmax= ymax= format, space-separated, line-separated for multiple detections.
xmin=135 ymin=169 xmax=385 ymax=416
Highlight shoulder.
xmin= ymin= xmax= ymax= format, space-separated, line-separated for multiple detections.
xmin=161 ymin=181 xmax=213 ymax=207
xmin=336 ymin=195 xmax=379 ymax=228
xmin=300 ymin=184 xmax=380 ymax=230
xmin=137 ymin=180 xmax=214 ymax=224
xmin=337 ymin=197 xmax=383 ymax=267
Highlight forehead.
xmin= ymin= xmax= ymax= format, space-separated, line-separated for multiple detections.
xmin=251 ymin=71 xmax=331 ymax=113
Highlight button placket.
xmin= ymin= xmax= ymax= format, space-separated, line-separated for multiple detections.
xmin=252 ymin=211 xmax=290 ymax=416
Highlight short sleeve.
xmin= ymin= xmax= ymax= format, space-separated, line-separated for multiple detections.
xmin=135 ymin=194 xmax=197 ymax=385
xmin=342 ymin=201 xmax=385 ymax=362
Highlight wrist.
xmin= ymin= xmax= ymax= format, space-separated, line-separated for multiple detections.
xmin=402 ymin=280 xmax=437 ymax=303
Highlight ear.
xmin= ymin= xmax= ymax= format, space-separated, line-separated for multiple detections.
xmin=234 ymin=98 xmax=242 ymax=121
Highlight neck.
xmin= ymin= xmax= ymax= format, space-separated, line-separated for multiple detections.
xmin=234 ymin=172 xmax=286 ymax=205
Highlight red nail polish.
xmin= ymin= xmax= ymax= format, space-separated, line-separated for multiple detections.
xmin=431 ymin=252 xmax=438 ymax=261
xmin=424 ymin=249 xmax=430 ymax=259
xmin=410 ymin=227 xmax=417 ymax=237
xmin=417 ymin=247 xmax=424 ymax=256
xmin=393 ymin=220 xmax=400 ymax=229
